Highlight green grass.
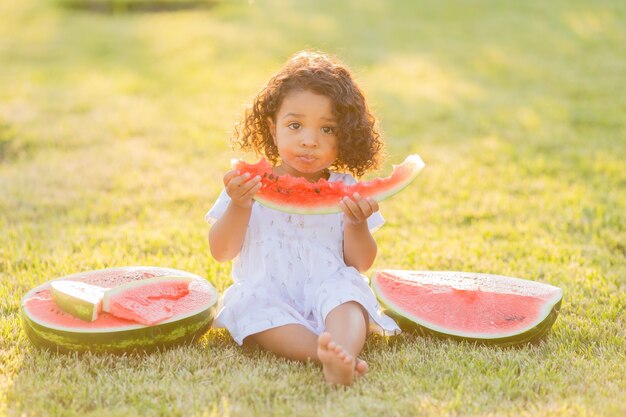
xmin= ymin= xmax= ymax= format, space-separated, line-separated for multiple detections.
xmin=1 ymin=0 xmax=625 ymax=415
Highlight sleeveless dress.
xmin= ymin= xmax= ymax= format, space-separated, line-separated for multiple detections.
xmin=206 ymin=172 xmax=400 ymax=345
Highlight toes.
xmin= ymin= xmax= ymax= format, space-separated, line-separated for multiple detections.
xmin=318 ymin=332 xmax=331 ymax=349
xmin=355 ymin=359 xmax=369 ymax=377
xmin=319 ymin=334 xmax=358 ymax=375
xmin=338 ymin=347 xmax=351 ymax=362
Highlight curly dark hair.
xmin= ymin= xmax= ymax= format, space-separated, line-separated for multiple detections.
xmin=232 ymin=51 xmax=385 ymax=178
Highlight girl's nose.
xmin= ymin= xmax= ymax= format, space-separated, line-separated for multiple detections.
xmin=300 ymin=130 xmax=319 ymax=148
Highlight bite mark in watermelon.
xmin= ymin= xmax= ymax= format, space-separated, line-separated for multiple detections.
xmin=372 ymin=270 xmax=563 ymax=346
xmin=20 ymin=267 xmax=219 ymax=354
xmin=233 ymin=154 xmax=425 ymax=214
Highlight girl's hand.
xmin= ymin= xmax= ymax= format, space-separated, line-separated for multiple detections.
xmin=223 ymin=170 xmax=262 ymax=209
xmin=340 ymin=193 xmax=379 ymax=226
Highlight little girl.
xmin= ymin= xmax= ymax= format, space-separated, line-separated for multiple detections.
xmin=206 ymin=51 xmax=400 ymax=386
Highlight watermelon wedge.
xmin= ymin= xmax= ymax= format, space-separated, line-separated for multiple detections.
xmin=372 ymin=270 xmax=563 ymax=346
xmin=233 ymin=154 xmax=425 ymax=214
xmin=49 ymin=281 xmax=108 ymax=322
xmin=20 ymin=266 xmax=218 ymax=354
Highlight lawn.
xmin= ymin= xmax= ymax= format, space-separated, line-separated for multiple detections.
xmin=1 ymin=0 xmax=625 ymax=415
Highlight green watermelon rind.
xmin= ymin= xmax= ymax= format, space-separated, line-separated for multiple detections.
xmin=20 ymin=266 xmax=218 ymax=354
xmin=21 ymin=305 xmax=214 ymax=354
xmin=254 ymin=195 xmax=339 ymax=215
xmin=372 ymin=270 xmax=563 ymax=347
xmin=252 ymin=154 xmax=425 ymax=215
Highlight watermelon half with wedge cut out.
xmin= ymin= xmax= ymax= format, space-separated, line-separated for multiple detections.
xmin=20 ymin=266 xmax=218 ymax=354
xmin=233 ymin=154 xmax=425 ymax=214
xmin=372 ymin=270 xmax=563 ymax=346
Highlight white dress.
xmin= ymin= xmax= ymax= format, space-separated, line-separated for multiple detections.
xmin=206 ymin=172 xmax=400 ymax=345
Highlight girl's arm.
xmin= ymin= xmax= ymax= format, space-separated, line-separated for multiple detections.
xmin=208 ymin=171 xmax=262 ymax=262
xmin=343 ymin=221 xmax=377 ymax=273
xmin=209 ymin=203 xmax=252 ymax=261
xmin=340 ymin=194 xmax=379 ymax=273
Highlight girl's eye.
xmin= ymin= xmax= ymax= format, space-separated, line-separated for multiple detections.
xmin=288 ymin=123 xmax=301 ymax=130
xmin=322 ymin=126 xmax=337 ymax=134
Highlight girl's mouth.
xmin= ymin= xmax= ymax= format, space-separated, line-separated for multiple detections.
xmin=297 ymin=155 xmax=316 ymax=163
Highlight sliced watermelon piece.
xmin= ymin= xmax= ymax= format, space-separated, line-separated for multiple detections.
xmin=233 ymin=154 xmax=425 ymax=214
xmin=372 ymin=270 xmax=563 ymax=346
xmin=20 ymin=266 xmax=219 ymax=354
xmin=49 ymin=281 xmax=108 ymax=322
xmin=102 ymin=276 xmax=194 ymax=325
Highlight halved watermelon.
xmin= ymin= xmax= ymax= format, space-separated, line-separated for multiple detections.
xmin=20 ymin=266 xmax=218 ymax=354
xmin=372 ymin=270 xmax=563 ymax=346
xmin=233 ymin=154 xmax=425 ymax=214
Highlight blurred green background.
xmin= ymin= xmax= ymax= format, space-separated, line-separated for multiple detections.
xmin=1 ymin=1 xmax=625 ymax=416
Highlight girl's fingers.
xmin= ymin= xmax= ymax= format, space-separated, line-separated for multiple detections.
xmin=239 ymin=175 xmax=260 ymax=192
xmin=354 ymin=194 xmax=375 ymax=216
xmin=230 ymin=175 xmax=262 ymax=200
xmin=242 ymin=180 xmax=262 ymax=198
xmin=342 ymin=193 xmax=377 ymax=221
xmin=227 ymin=173 xmax=253 ymax=195
xmin=341 ymin=196 xmax=364 ymax=223
xmin=368 ymin=198 xmax=379 ymax=213
xmin=227 ymin=172 xmax=251 ymax=189
xmin=223 ymin=169 xmax=242 ymax=186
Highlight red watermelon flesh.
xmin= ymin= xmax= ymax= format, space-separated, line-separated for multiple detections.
xmin=102 ymin=277 xmax=192 ymax=325
xmin=372 ymin=270 xmax=563 ymax=345
xmin=233 ymin=154 xmax=425 ymax=214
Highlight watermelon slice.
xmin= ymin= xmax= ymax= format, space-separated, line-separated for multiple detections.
xmin=20 ymin=266 xmax=219 ymax=354
xmin=372 ymin=270 xmax=563 ymax=346
xmin=49 ymin=281 xmax=108 ymax=322
xmin=102 ymin=276 xmax=194 ymax=325
xmin=233 ymin=154 xmax=425 ymax=214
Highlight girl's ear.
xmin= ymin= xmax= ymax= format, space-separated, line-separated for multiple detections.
xmin=267 ymin=117 xmax=277 ymax=144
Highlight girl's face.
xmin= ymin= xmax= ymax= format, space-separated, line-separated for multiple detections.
xmin=268 ymin=89 xmax=338 ymax=182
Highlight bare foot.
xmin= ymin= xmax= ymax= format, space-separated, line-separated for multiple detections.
xmin=355 ymin=358 xmax=369 ymax=377
xmin=317 ymin=332 xmax=355 ymax=386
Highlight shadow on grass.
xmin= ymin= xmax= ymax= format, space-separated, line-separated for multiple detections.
xmin=369 ymin=327 xmax=559 ymax=354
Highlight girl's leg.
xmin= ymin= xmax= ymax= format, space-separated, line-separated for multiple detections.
xmin=244 ymin=302 xmax=368 ymax=386
xmin=319 ymin=301 xmax=369 ymax=385
xmin=324 ymin=301 xmax=368 ymax=356
xmin=245 ymin=324 xmax=319 ymax=362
